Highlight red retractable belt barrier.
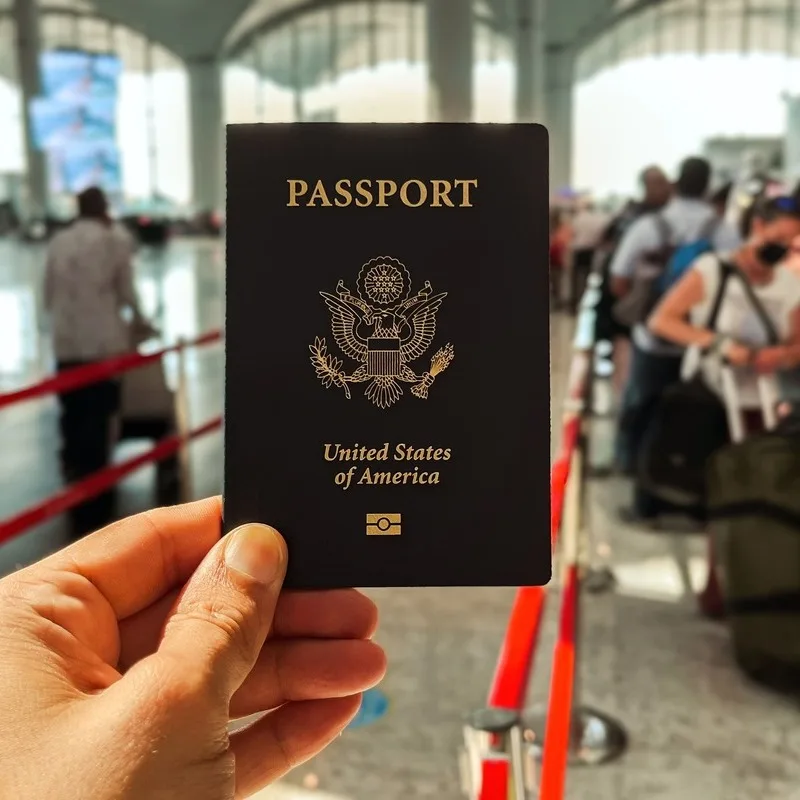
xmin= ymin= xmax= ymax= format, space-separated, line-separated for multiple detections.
xmin=0 ymin=331 xmax=222 ymax=410
xmin=486 ymin=415 xmax=581 ymax=713
xmin=0 ymin=417 xmax=222 ymax=546
xmin=477 ymin=758 xmax=510 ymax=800
xmin=538 ymin=563 xmax=579 ymax=800
xmin=0 ymin=330 xmax=223 ymax=545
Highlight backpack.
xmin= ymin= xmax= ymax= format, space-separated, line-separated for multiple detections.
xmin=613 ymin=213 xmax=720 ymax=327
xmin=635 ymin=262 xmax=732 ymax=513
xmin=653 ymin=214 xmax=720 ymax=298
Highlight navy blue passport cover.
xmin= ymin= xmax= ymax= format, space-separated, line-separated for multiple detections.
xmin=224 ymin=122 xmax=551 ymax=589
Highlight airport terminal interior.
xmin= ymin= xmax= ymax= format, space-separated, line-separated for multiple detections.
xmin=3 ymin=1 xmax=800 ymax=799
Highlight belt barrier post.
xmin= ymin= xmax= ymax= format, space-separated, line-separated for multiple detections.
xmin=578 ymin=290 xmax=616 ymax=596
xmin=524 ymin=413 xmax=627 ymax=772
xmin=460 ymin=708 xmax=532 ymax=799
xmin=174 ymin=338 xmax=193 ymax=503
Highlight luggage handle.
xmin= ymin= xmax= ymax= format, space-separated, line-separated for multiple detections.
xmin=719 ymin=362 xmax=779 ymax=443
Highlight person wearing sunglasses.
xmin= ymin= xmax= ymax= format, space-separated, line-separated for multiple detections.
xmin=648 ymin=196 xmax=800 ymax=618
xmin=649 ymin=195 xmax=800 ymax=381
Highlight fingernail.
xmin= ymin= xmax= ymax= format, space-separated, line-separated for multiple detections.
xmin=225 ymin=524 xmax=285 ymax=584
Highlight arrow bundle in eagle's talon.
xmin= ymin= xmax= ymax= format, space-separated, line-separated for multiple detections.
xmin=412 ymin=343 xmax=454 ymax=399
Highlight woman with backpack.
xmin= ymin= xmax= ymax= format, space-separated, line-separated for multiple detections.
xmin=648 ymin=195 xmax=800 ymax=617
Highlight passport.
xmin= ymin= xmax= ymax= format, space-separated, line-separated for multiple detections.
xmin=224 ymin=123 xmax=551 ymax=589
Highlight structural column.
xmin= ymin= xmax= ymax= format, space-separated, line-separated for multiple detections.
xmin=426 ymin=0 xmax=473 ymax=122
xmin=188 ymin=58 xmax=223 ymax=213
xmin=544 ymin=45 xmax=575 ymax=192
xmin=515 ymin=0 xmax=546 ymax=123
xmin=13 ymin=0 xmax=48 ymax=220
xmin=785 ymin=95 xmax=800 ymax=186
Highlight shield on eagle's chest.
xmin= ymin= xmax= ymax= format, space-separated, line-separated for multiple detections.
xmin=367 ymin=337 xmax=402 ymax=377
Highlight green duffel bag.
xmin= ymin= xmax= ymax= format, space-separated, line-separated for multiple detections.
xmin=707 ymin=421 xmax=800 ymax=692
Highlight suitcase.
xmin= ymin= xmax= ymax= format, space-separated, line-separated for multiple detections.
xmin=116 ymin=320 xmax=182 ymax=505
xmin=707 ymin=366 xmax=800 ymax=691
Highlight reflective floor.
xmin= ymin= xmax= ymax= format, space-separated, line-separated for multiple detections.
xmin=0 ymin=237 xmax=798 ymax=800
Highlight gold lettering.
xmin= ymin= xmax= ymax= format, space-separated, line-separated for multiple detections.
xmin=323 ymin=443 xmax=339 ymax=461
xmin=443 ymin=448 xmax=452 ymax=461
xmin=355 ymin=179 xmax=373 ymax=207
xmin=335 ymin=179 xmax=353 ymax=207
xmin=454 ymin=179 xmax=478 ymax=207
xmin=376 ymin=443 xmax=390 ymax=460
xmin=376 ymin=180 xmax=398 ymax=207
xmin=287 ymin=179 xmax=308 ymax=207
xmin=399 ymin=179 xmax=427 ymax=208
xmin=289 ymin=180 xmax=477 ymax=207
xmin=307 ymin=179 xmax=332 ymax=207
xmin=431 ymin=179 xmax=454 ymax=207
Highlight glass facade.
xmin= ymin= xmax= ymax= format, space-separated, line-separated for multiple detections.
xmin=575 ymin=0 xmax=800 ymax=196
xmin=223 ymin=0 xmax=514 ymax=125
xmin=0 ymin=3 xmax=190 ymax=210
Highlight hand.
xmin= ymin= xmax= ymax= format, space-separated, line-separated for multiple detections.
xmin=0 ymin=498 xmax=386 ymax=799
xmin=753 ymin=346 xmax=787 ymax=374
xmin=721 ymin=340 xmax=753 ymax=367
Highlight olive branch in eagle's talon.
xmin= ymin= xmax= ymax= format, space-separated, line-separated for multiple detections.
xmin=309 ymin=336 xmax=351 ymax=399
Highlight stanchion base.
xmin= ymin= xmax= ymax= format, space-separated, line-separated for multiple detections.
xmin=583 ymin=566 xmax=617 ymax=594
xmin=522 ymin=705 xmax=628 ymax=767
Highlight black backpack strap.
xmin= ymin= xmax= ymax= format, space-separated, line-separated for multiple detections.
xmin=707 ymin=259 xmax=733 ymax=331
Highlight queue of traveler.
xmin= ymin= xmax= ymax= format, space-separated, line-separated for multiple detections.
xmin=553 ymin=157 xmax=800 ymax=689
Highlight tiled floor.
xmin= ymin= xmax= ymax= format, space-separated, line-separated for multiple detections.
xmin=0 ymin=237 xmax=798 ymax=799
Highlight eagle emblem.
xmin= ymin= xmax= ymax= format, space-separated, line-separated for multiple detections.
xmin=309 ymin=256 xmax=454 ymax=409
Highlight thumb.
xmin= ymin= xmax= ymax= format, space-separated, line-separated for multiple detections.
xmin=157 ymin=523 xmax=287 ymax=700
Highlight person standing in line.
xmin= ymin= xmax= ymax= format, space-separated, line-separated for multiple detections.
xmin=594 ymin=166 xmax=672 ymax=395
xmin=549 ymin=207 xmax=571 ymax=309
xmin=648 ymin=195 xmax=800 ymax=616
xmin=609 ymin=156 xmax=741 ymax=522
xmin=44 ymin=186 xmax=148 ymax=537
xmin=569 ymin=197 xmax=610 ymax=314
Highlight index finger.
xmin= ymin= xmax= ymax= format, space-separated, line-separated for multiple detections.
xmin=40 ymin=497 xmax=222 ymax=619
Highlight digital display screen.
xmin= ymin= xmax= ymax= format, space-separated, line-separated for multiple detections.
xmin=32 ymin=49 xmax=123 ymax=196
xmin=54 ymin=140 xmax=122 ymax=194
xmin=40 ymin=50 xmax=121 ymax=102
xmin=30 ymin=96 xmax=116 ymax=150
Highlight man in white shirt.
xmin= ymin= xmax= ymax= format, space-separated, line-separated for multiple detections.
xmin=569 ymin=199 xmax=610 ymax=313
xmin=610 ymin=157 xmax=741 ymax=520
xmin=44 ymin=187 xmax=146 ymax=536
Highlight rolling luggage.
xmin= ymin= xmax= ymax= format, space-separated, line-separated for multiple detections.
xmin=707 ymin=366 xmax=800 ymax=691
xmin=117 ymin=319 xmax=182 ymax=504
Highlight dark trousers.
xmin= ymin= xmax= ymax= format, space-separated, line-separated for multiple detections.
xmin=571 ymin=248 xmax=595 ymax=313
xmin=57 ymin=361 xmax=121 ymax=536
xmin=616 ymin=344 xmax=683 ymax=517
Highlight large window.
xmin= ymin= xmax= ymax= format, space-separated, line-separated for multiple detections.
xmin=223 ymin=0 xmax=514 ymax=125
xmin=0 ymin=6 xmax=190 ymax=211
xmin=574 ymin=0 xmax=800 ymax=196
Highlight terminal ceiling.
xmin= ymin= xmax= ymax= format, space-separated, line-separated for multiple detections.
xmin=80 ymin=0 xmax=618 ymax=68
